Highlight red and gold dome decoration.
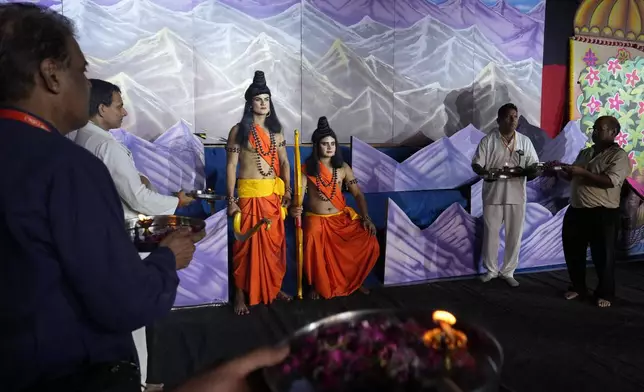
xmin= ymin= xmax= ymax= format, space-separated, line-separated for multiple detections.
xmin=574 ymin=0 xmax=644 ymax=43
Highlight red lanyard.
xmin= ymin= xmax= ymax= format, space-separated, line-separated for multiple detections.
xmin=0 ymin=109 xmax=52 ymax=133
xmin=501 ymin=133 xmax=515 ymax=154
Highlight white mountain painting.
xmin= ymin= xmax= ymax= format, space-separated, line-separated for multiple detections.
xmin=55 ymin=0 xmax=544 ymax=143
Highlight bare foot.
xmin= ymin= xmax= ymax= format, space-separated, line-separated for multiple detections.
xmin=564 ymin=291 xmax=579 ymax=300
xmin=276 ymin=291 xmax=293 ymax=302
xmin=597 ymin=298 xmax=611 ymax=308
xmin=309 ymin=290 xmax=320 ymax=300
xmin=234 ymin=289 xmax=249 ymax=316
xmin=358 ymin=286 xmax=370 ymax=295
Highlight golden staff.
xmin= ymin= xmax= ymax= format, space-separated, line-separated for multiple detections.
xmin=232 ymin=211 xmax=272 ymax=242
xmin=294 ymin=129 xmax=304 ymax=299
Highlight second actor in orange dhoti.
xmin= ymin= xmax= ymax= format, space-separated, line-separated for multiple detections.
xmin=291 ymin=117 xmax=379 ymax=299
xmin=226 ymin=71 xmax=291 ymax=315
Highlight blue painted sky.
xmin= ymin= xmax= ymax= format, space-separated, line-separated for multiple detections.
xmin=429 ymin=0 xmax=543 ymax=13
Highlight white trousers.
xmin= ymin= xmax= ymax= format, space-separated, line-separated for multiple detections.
xmin=482 ymin=204 xmax=526 ymax=277
xmin=133 ymin=327 xmax=147 ymax=385
xmin=135 ymin=252 xmax=151 ymax=386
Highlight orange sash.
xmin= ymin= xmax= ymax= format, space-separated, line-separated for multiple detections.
xmin=303 ymin=162 xmax=346 ymax=211
xmin=250 ymin=124 xmax=280 ymax=176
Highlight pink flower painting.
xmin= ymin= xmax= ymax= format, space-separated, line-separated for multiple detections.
xmin=584 ymin=96 xmax=602 ymax=115
xmin=608 ymin=93 xmax=624 ymax=112
xmin=585 ymin=67 xmax=600 ymax=86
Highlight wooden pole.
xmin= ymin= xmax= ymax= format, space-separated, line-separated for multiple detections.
xmin=294 ymin=129 xmax=304 ymax=299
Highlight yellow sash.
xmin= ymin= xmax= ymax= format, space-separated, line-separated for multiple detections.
xmin=237 ymin=177 xmax=285 ymax=198
xmin=237 ymin=178 xmax=287 ymax=220
xmin=306 ymin=206 xmax=360 ymax=221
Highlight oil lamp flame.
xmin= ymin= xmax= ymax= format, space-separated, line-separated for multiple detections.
xmin=432 ymin=310 xmax=456 ymax=326
xmin=422 ymin=310 xmax=468 ymax=353
xmin=137 ymin=214 xmax=154 ymax=232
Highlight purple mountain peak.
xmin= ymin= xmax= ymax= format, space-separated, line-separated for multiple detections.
xmin=526 ymin=1 xmax=546 ymax=22
xmin=350 ymin=15 xmax=378 ymax=27
xmin=518 ymin=205 xmax=567 ymax=269
xmin=490 ymin=0 xmax=509 ymax=12
xmin=384 ymin=198 xmax=479 ymax=284
xmin=450 ymin=124 xmax=485 ymax=140
xmin=217 ymin=0 xmax=297 ymax=18
xmin=429 ymin=202 xmax=473 ymax=228
xmin=384 ymin=196 xmax=567 ymax=285
xmin=562 ymin=120 xmax=585 ymax=137
xmin=109 ymin=122 xmax=206 ymax=194
xmin=154 ymin=120 xmax=201 ymax=146
xmin=541 ymin=121 xmax=588 ymax=164
xmin=352 ymin=124 xmax=487 ymax=192
xmin=175 ymin=209 xmax=229 ymax=306
xmin=351 ymin=137 xmax=400 ymax=192
xmin=448 ymin=124 xmax=485 ymax=160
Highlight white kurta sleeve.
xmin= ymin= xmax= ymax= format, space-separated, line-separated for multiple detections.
xmin=523 ymin=139 xmax=539 ymax=166
xmin=472 ymin=138 xmax=488 ymax=168
xmin=140 ymin=174 xmax=158 ymax=192
xmin=95 ymin=141 xmax=179 ymax=216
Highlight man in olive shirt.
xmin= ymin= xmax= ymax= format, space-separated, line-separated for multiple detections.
xmin=562 ymin=116 xmax=630 ymax=308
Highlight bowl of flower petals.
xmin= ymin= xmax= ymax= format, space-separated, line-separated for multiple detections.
xmin=264 ymin=309 xmax=503 ymax=392
xmin=125 ymin=214 xmax=206 ymax=253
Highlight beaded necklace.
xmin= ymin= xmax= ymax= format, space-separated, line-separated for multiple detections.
xmin=315 ymin=165 xmax=338 ymax=201
xmin=251 ymin=123 xmax=276 ymax=177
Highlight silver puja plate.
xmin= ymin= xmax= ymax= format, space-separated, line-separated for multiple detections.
xmin=538 ymin=162 xmax=567 ymax=173
xmin=125 ymin=215 xmax=206 ymax=253
xmin=264 ymin=309 xmax=503 ymax=392
xmin=482 ymin=167 xmax=525 ymax=181
xmin=186 ymin=189 xmax=227 ymax=201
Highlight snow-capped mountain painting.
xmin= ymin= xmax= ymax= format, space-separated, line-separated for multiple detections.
xmin=37 ymin=0 xmax=543 ymax=142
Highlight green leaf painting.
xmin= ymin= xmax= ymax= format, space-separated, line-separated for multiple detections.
xmin=577 ymin=53 xmax=643 ymax=171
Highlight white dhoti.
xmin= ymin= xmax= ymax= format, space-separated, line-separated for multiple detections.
xmin=482 ymin=204 xmax=526 ymax=277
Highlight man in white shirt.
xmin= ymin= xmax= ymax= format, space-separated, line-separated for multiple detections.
xmin=472 ymin=103 xmax=539 ymax=287
xmin=75 ymin=79 xmax=194 ymax=219
xmin=74 ymin=79 xmax=194 ymax=390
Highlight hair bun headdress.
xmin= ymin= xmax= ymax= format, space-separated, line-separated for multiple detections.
xmin=244 ymin=70 xmax=271 ymax=101
xmin=312 ymin=116 xmax=336 ymax=144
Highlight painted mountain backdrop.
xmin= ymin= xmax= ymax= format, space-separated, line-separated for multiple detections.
xmin=28 ymin=0 xmax=544 ymax=143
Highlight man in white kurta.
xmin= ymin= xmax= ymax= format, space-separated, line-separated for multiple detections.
xmin=74 ymin=80 xmax=192 ymax=219
xmin=75 ymin=79 xmax=193 ymax=390
xmin=472 ymin=103 xmax=539 ymax=287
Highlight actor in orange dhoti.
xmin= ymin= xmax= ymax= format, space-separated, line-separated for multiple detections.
xmin=226 ymin=71 xmax=291 ymax=315
xmin=291 ymin=117 xmax=379 ymax=299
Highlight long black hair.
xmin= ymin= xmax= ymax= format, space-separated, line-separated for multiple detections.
xmin=236 ymin=99 xmax=282 ymax=145
xmin=305 ymin=116 xmax=344 ymax=177
xmin=236 ymin=70 xmax=282 ymax=145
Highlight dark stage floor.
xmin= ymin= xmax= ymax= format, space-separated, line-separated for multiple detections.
xmin=148 ymin=263 xmax=644 ymax=391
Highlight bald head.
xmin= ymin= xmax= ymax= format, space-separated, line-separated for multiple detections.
xmin=592 ymin=116 xmax=621 ymax=146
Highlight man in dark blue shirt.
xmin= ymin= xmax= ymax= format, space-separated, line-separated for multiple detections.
xmin=0 ymin=4 xmax=196 ymax=391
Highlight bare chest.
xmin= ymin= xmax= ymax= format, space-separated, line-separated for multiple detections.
xmin=238 ymin=142 xmax=279 ymax=177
